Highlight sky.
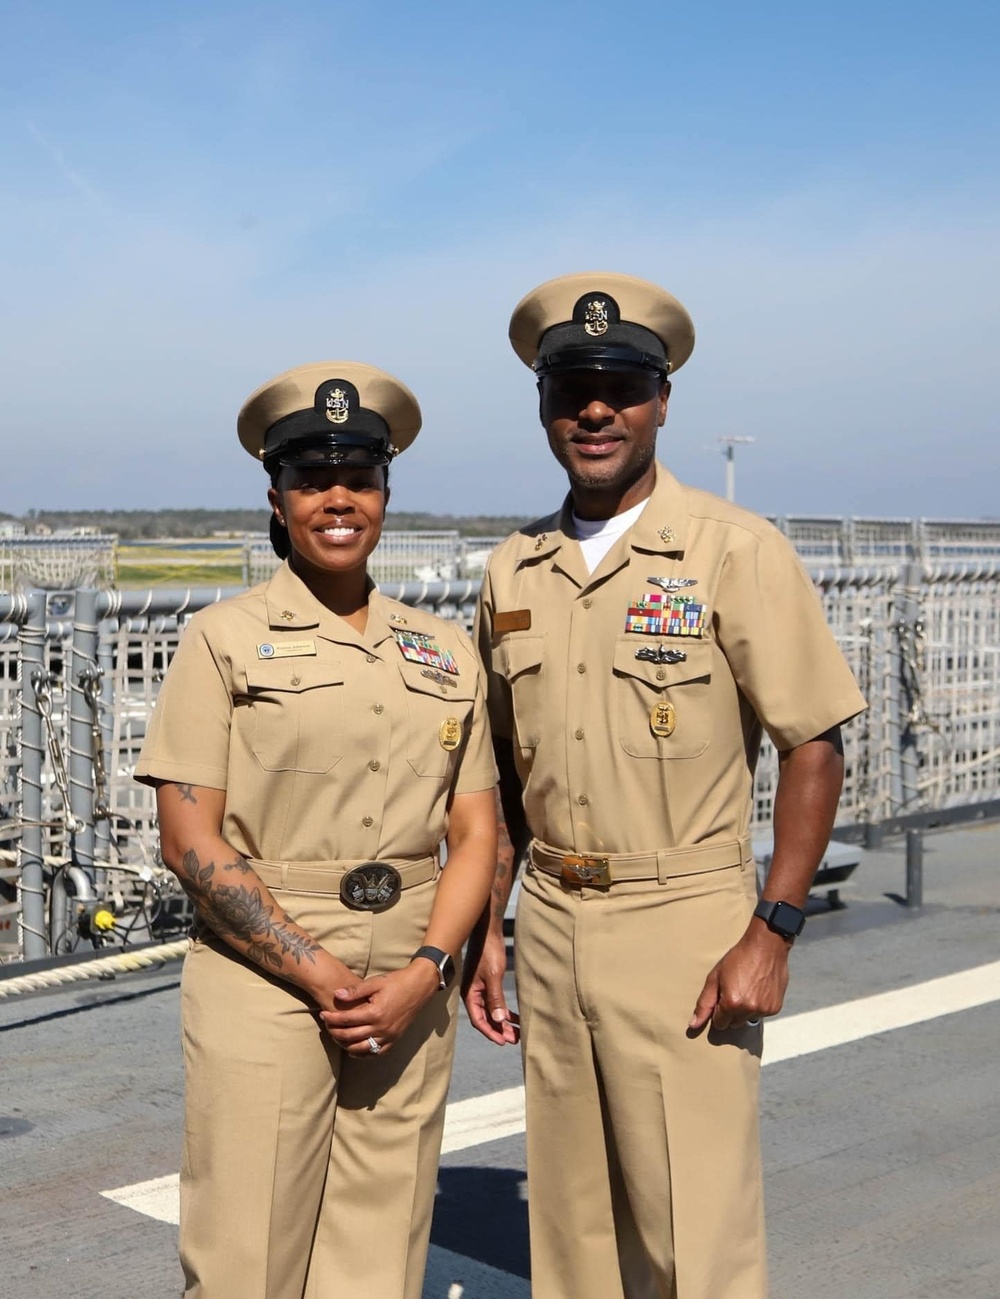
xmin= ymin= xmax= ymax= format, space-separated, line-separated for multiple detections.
xmin=1 ymin=0 xmax=998 ymax=521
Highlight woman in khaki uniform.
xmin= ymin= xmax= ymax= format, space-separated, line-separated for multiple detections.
xmin=135 ymin=361 xmax=497 ymax=1299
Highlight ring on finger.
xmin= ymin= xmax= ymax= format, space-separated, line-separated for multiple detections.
xmin=745 ymin=1018 xmax=761 ymax=1027
xmin=367 ymin=1035 xmax=382 ymax=1055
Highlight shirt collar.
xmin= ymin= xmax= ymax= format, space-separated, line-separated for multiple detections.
xmin=628 ymin=463 xmax=688 ymax=556
xmin=522 ymin=462 xmax=687 ymax=567
xmin=263 ymin=560 xmax=393 ymax=649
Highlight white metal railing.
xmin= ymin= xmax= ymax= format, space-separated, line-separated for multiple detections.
xmin=2 ymin=546 xmax=1000 ymax=965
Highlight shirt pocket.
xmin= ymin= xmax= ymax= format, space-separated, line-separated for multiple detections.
xmin=500 ymin=634 xmax=545 ymax=750
xmin=396 ymin=662 xmax=478 ymax=779
xmin=245 ymin=660 xmax=345 ymax=774
xmin=612 ymin=635 xmax=712 ymax=760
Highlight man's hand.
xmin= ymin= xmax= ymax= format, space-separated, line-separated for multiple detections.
xmin=319 ymin=963 xmax=440 ymax=1056
xmin=688 ymin=727 xmax=846 ymax=1034
xmin=688 ymin=923 xmax=792 ymax=1033
xmin=462 ymin=924 xmax=519 ymax=1045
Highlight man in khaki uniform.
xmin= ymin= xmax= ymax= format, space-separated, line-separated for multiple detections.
xmin=464 ymin=273 xmax=866 ymax=1299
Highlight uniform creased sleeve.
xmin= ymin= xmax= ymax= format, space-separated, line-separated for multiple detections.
xmin=134 ymin=614 xmax=234 ymax=790
xmin=715 ymin=524 xmax=867 ymax=751
xmin=452 ymin=657 xmax=499 ymax=794
xmin=473 ymin=561 xmax=514 ymax=742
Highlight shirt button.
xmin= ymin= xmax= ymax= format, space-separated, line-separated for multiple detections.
xmin=574 ymin=728 xmax=584 ymax=740
xmin=362 ymin=816 xmax=374 ymax=828
xmin=577 ymin=794 xmax=589 ymax=806
xmin=582 ymin=598 xmax=593 ymax=609
xmin=365 ymin=654 xmax=377 ymax=664
xmin=369 ymin=759 xmax=381 ymax=772
xmin=576 ymin=663 xmax=587 ymax=674
xmin=656 ymin=668 xmax=667 ymax=681
xmin=373 ymin=703 xmax=384 ymax=714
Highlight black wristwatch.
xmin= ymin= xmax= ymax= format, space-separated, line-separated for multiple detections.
xmin=411 ymin=946 xmax=456 ymax=990
xmin=753 ymin=898 xmax=806 ymax=940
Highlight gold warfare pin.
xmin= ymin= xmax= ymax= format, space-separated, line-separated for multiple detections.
xmin=649 ymin=700 xmax=676 ymax=738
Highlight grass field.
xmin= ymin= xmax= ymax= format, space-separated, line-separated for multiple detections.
xmin=115 ymin=543 xmax=247 ymax=589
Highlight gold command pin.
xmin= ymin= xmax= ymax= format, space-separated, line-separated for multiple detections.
xmin=439 ymin=717 xmax=463 ymax=751
xmin=650 ymin=700 xmax=676 ymax=738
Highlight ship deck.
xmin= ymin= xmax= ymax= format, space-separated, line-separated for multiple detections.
xmin=2 ymin=822 xmax=999 ymax=1299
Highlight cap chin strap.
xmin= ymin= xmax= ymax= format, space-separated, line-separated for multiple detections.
xmin=262 ymin=433 xmax=392 ymax=475
xmin=534 ymin=344 xmax=670 ymax=377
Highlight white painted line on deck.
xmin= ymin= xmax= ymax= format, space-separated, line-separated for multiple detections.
xmin=763 ymin=960 xmax=1000 ymax=1064
xmin=440 ymin=1084 xmax=527 ymax=1155
xmin=101 ymin=960 xmax=1000 ymax=1226
xmin=101 ymin=1173 xmax=180 ymax=1225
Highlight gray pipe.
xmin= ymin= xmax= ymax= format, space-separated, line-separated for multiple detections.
xmin=18 ymin=590 xmax=48 ymax=959
xmin=95 ymin=619 xmax=115 ymax=874
xmin=60 ymin=589 xmax=99 ymax=951
xmin=895 ymin=562 xmax=924 ymax=815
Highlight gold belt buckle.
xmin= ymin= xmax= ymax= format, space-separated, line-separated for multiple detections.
xmin=559 ymin=855 xmax=612 ymax=887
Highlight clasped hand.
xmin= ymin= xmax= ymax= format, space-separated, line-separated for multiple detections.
xmin=319 ymin=965 xmax=438 ymax=1057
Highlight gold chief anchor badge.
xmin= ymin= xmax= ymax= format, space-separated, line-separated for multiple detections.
xmin=439 ymin=717 xmax=462 ymax=751
xmin=650 ymin=700 xmax=676 ymax=738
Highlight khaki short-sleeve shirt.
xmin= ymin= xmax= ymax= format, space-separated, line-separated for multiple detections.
xmin=475 ymin=464 xmax=866 ymax=854
xmin=136 ymin=561 xmax=496 ymax=862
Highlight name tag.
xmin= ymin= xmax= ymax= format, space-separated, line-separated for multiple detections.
xmin=257 ymin=640 xmax=317 ymax=660
xmin=494 ymin=609 xmax=532 ymax=634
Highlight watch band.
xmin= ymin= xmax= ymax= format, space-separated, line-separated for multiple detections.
xmin=411 ymin=945 xmax=455 ymax=990
xmin=753 ymin=898 xmax=806 ymax=939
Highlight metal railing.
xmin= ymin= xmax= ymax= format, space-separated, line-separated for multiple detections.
xmin=1 ymin=555 xmax=999 ymax=966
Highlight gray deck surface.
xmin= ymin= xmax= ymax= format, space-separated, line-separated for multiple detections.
xmin=1 ymin=822 xmax=998 ymax=1298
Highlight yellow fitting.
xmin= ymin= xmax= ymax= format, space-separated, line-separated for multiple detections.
xmin=91 ymin=907 xmax=116 ymax=932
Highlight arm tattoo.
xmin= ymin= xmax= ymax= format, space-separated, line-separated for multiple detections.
xmin=491 ymin=788 xmax=515 ymax=923
xmin=175 ymin=783 xmax=197 ymax=804
xmin=177 ymin=849 xmax=322 ymax=971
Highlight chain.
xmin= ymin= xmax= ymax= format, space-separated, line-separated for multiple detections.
xmin=896 ymin=617 xmax=946 ymax=738
xmin=31 ymin=668 xmax=85 ymax=834
xmin=854 ymin=616 xmax=874 ymax=822
xmin=79 ymin=664 xmax=110 ymax=820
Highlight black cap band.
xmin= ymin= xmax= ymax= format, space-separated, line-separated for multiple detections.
xmin=263 ymin=405 xmax=390 ymax=450
xmin=534 ymin=344 xmax=669 ymax=378
xmin=262 ymin=432 xmax=393 ymax=476
xmin=534 ymin=311 xmax=669 ymax=378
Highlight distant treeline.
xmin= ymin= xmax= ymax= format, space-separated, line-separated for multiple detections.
xmin=7 ymin=508 xmax=533 ymax=540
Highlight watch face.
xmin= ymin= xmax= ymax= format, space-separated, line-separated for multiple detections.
xmin=770 ymin=900 xmax=805 ymax=937
xmin=439 ymin=954 xmax=456 ymax=987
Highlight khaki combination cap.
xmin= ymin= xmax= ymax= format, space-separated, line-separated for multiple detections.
xmin=509 ymin=271 xmax=695 ymax=377
xmin=237 ymin=360 xmax=422 ymax=470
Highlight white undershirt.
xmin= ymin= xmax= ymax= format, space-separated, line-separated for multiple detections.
xmin=572 ymin=499 xmax=648 ymax=574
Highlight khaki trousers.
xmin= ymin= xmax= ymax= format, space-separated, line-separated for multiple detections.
xmin=179 ymin=875 xmax=457 ymax=1299
xmin=515 ymin=845 xmax=767 ymax=1299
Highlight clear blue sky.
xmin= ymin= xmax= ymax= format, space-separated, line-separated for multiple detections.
xmin=2 ymin=0 xmax=998 ymax=519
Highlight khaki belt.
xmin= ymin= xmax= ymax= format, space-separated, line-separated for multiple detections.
xmin=529 ymin=837 xmax=752 ymax=887
xmin=252 ymin=854 xmax=438 ymax=895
